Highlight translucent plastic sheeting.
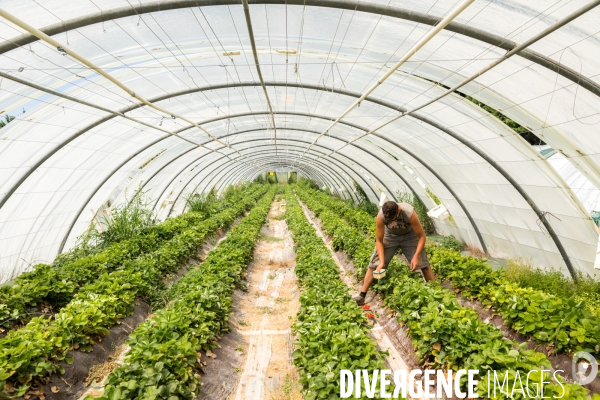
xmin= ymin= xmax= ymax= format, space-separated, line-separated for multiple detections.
xmin=0 ymin=1 xmax=599 ymax=281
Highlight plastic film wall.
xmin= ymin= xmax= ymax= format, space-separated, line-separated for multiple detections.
xmin=0 ymin=0 xmax=599 ymax=282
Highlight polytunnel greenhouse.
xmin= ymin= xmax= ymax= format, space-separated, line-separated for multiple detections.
xmin=0 ymin=0 xmax=600 ymax=398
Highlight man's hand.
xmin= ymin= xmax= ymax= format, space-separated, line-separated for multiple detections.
xmin=376 ymin=263 xmax=385 ymax=272
xmin=410 ymin=257 xmax=419 ymax=271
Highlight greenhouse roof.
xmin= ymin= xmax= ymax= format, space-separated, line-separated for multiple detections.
xmin=0 ymin=0 xmax=600 ymax=281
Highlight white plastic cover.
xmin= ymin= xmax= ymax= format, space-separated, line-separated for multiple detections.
xmin=0 ymin=0 xmax=599 ymax=281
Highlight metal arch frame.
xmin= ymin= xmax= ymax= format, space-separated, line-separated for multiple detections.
xmin=184 ymin=111 xmax=488 ymax=252
xmin=202 ymin=158 xmax=332 ymax=198
xmin=186 ymin=151 xmax=348 ymax=204
xmin=58 ymin=128 xmax=382 ymax=250
xmin=167 ymin=142 xmax=404 ymax=217
xmin=161 ymin=145 xmax=366 ymax=216
xmin=1 ymin=79 xmax=566 ymax=228
xmin=203 ymin=155 xmax=339 ymax=202
xmin=210 ymin=150 xmax=358 ymax=198
xmin=134 ymin=135 xmax=359 ymax=204
xmin=166 ymin=146 xmax=370 ymax=218
xmin=216 ymin=160 xmax=340 ymax=194
xmin=193 ymin=144 xmax=378 ymax=199
xmin=159 ymin=139 xmax=387 ymax=213
xmin=166 ymin=153 xmax=339 ymax=217
xmin=142 ymin=137 xmax=383 ymax=213
xmin=193 ymin=152 xmax=354 ymax=202
xmin=154 ymin=146 xmax=354 ymax=216
xmin=13 ymin=81 xmax=575 ymax=273
xmin=134 ymin=126 xmax=411 ymax=203
xmin=216 ymin=161 xmax=302 ymax=193
xmin=1 ymin=0 xmax=597 ymax=97
xmin=212 ymin=128 xmax=419 ymax=203
xmin=151 ymin=144 xmax=363 ymax=213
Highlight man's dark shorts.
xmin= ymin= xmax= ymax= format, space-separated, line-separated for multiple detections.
xmin=367 ymin=230 xmax=430 ymax=270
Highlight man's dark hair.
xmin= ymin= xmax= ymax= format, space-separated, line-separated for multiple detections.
xmin=382 ymin=201 xmax=398 ymax=221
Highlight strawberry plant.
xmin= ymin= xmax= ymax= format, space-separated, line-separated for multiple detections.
xmin=0 ymin=185 xmax=269 ymax=398
xmin=295 ymin=186 xmax=597 ymax=398
xmin=428 ymin=246 xmax=600 ymax=356
xmin=297 ymin=186 xmax=600 ymax=357
xmin=93 ymin=188 xmax=276 ymax=399
xmin=285 ymin=190 xmax=386 ymax=400
xmin=0 ymin=185 xmax=264 ymax=330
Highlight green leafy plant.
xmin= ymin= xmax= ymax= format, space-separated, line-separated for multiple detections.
xmin=92 ymin=188 xmax=276 ymax=400
xmin=285 ymin=189 xmax=386 ymax=400
xmin=0 ymin=114 xmax=16 ymax=129
xmin=294 ymin=186 xmax=596 ymax=398
xmin=504 ymin=258 xmax=600 ymax=317
xmin=438 ymin=234 xmax=463 ymax=252
xmin=184 ymin=187 xmax=218 ymax=214
xmin=427 ymin=245 xmax=600 ymax=355
xmin=426 ymin=188 xmax=441 ymax=205
xmin=287 ymin=172 xmax=297 ymax=184
xmin=0 ymin=185 xmax=270 ymax=397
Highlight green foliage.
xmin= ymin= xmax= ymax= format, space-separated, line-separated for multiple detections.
xmin=464 ymin=95 xmax=542 ymax=145
xmin=504 ymin=258 xmax=600 ymax=318
xmin=184 ymin=187 xmax=218 ymax=214
xmin=295 ymin=187 xmax=593 ymax=398
xmin=285 ymin=189 xmax=386 ymax=399
xmin=0 ymin=114 xmax=16 ymax=129
xmin=94 ymin=189 xmax=276 ymax=400
xmin=287 ymin=172 xmax=297 ymax=184
xmin=0 ymin=186 xmax=269 ymax=397
xmin=426 ymin=188 xmax=441 ymax=205
xmin=254 ymin=174 xmax=265 ymax=184
xmin=438 ymin=234 xmax=463 ymax=252
xmin=357 ymin=202 xmax=378 ymax=217
xmin=94 ymin=194 xmax=156 ymax=248
xmin=348 ymin=180 xmax=377 ymax=217
xmin=297 ymin=177 xmax=319 ymax=190
xmin=396 ymin=190 xmax=435 ymax=235
xmin=267 ymin=172 xmax=278 ymax=184
xmin=428 ymin=246 xmax=600 ymax=355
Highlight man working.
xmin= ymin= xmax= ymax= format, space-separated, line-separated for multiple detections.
xmin=354 ymin=200 xmax=435 ymax=306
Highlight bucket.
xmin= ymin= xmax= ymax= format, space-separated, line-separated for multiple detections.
xmin=373 ymin=269 xmax=387 ymax=279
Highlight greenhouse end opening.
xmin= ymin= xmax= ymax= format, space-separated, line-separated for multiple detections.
xmin=1 ymin=0 xmax=600 ymax=398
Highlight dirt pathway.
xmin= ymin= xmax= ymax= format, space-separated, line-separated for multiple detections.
xmin=198 ymin=198 xmax=302 ymax=400
xmin=297 ymin=198 xmax=428 ymax=400
xmin=233 ymin=199 xmax=301 ymax=400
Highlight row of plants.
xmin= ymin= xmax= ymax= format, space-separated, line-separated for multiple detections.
xmin=427 ymin=246 xmax=600 ymax=356
xmin=91 ymin=187 xmax=277 ymax=399
xmin=503 ymin=258 xmax=600 ymax=318
xmin=297 ymin=186 xmax=600 ymax=356
xmin=0 ymin=185 xmax=260 ymax=330
xmin=285 ymin=189 xmax=387 ymax=400
xmin=295 ymin=187 xmax=596 ymax=399
xmin=0 ymin=185 xmax=270 ymax=398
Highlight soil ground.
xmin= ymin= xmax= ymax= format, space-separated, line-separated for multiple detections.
xmin=198 ymin=198 xmax=302 ymax=400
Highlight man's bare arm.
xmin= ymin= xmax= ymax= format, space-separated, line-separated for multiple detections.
xmin=409 ymin=212 xmax=426 ymax=271
xmin=375 ymin=214 xmax=385 ymax=271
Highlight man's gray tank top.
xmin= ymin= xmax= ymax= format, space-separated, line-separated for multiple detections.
xmin=379 ymin=202 xmax=415 ymax=236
